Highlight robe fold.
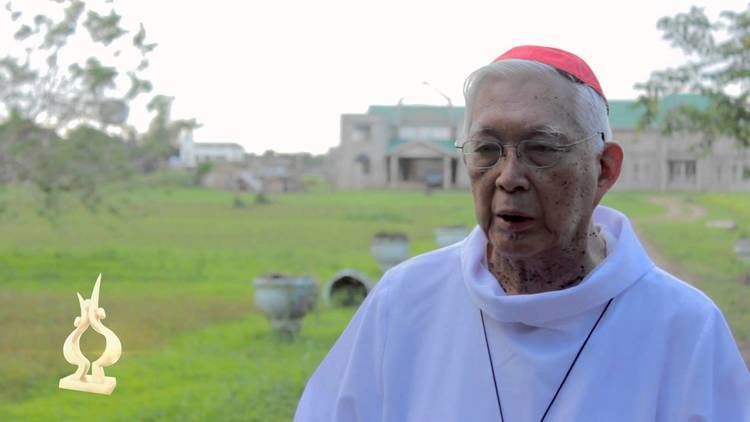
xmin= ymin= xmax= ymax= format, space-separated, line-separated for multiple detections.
xmin=296 ymin=206 xmax=750 ymax=421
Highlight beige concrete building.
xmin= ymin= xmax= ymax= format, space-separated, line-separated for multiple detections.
xmin=329 ymin=95 xmax=750 ymax=192
xmin=328 ymin=104 xmax=470 ymax=190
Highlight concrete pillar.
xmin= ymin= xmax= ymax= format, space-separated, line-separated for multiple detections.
xmin=698 ymin=156 xmax=708 ymax=192
xmin=736 ymin=161 xmax=743 ymax=189
xmin=442 ymin=156 xmax=451 ymax=189
xmin=389 ymin=155 xmax=398 ymax=188
xmin=658 ymin=137 xmax=668 ymax=192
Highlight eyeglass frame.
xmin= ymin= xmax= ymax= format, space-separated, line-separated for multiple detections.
xmin=455 ymin=131 xmax=605 ymax=170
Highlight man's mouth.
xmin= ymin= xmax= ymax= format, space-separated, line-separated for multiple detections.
xmin=496 ymin=211 xmax=534 ymax=223
xmin=494 ymin=210 xmax=536 ymax=232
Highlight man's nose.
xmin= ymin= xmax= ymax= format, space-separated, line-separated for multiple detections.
xmin=494 ymin=147 xmax=530 ymax=192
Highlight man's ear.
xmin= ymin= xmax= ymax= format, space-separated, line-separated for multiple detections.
xmin=594 ymin=142 xmax=623 ymax=204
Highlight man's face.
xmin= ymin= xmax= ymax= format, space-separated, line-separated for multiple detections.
xmin=465 ymin=72 xmax=604 ymax=258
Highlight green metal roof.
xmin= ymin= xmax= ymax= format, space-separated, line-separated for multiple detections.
xmin=368 ymin=105 xmax=464 ymax=124
xmin=368 ymin=94 xmax=708 ymax=131
xmin=608 ymin=94 xmax=709 ymax=130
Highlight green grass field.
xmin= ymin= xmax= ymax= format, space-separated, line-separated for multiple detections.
xmin=0 ymin=187 xmax=747 ymax=421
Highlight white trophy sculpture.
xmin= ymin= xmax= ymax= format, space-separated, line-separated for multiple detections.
xmin=59 ymin=274 xmax=122 ymax=395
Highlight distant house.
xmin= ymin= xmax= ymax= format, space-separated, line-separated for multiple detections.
xmin=329 ymin=95 xmax=750 ymax=192
xmin=175 ymin=130 xmax=315 ymax=193
xmin=245 ymin=153 xmax=308 ymax=193
xmin=178 ymin=129 xmax=245 ymax=167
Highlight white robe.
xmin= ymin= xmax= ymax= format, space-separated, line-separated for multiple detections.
xmin=295 ymin=206 xmax=750 ymax=421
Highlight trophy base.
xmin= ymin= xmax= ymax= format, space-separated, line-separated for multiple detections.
xmin=59 ymin=374 xmax=117 ymax=395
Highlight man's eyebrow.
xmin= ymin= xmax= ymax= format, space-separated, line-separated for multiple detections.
xmin=528 ymin=124 xmax=566 ymax=138
xmin=470 ymin=124 xmax=568 ymax=140
xmin=472 ymin=127 xmax=503 ymax=139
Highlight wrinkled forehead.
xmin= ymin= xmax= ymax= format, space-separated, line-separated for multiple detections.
xmin=467 ymin=71 xmax=583 ymax=137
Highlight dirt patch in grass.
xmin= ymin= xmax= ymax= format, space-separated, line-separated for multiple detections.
xmin=645 ymin=195 xmax=706 ymax=221
xmin=0 ymin=290 xmax=253 ymax=404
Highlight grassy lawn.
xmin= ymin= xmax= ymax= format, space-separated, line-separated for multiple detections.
xmin=0 ymin=187 xmax=475 ymax=420
xmin=0 ymin=187 xmax=747 ymax=420
xmin=4 ymin=307 xmax=354 ymax=421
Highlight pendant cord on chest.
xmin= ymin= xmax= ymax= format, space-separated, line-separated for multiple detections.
xmin=480 ymin=297 xmax=613 ymax=422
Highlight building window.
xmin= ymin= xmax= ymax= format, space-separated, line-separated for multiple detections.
xmin=686 ymin=161 xmax=696 ymax=176
xmin=668 ymin=161 xmax=678 ymax=181
xmin=743 ymin=166 xmax=750 ymax=181
xmin=355 ymin=154 xmax=371 ymax=174
xmin=352 ymin=124 xmax=371 ymax=142
xmin=668 ymin=160 xmax=697 ymax=184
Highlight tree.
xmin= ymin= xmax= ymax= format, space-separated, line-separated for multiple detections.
xmin=636 ymin=5 xmax=750 ymax=147
xmin=0 ymin=112 xmax=135 ymax=217
xmin=0 ymin=1 xmax=186 ymax=218
xmin=138 ymin=95 xmax=198 ymax=172
xmin=0 ymin=0 xmax=155 ymax=132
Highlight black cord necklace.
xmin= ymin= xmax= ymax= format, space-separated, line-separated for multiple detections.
xmin=479 ymin=297 xmax=613 ymax=422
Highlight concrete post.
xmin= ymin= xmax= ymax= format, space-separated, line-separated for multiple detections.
xmin=659 ymin=136 xmax=668 ymax=192
xmin=442 ymin=156 xmax=451 ymax=189
xmin=389 ymin=155 xmax=398 ymax=188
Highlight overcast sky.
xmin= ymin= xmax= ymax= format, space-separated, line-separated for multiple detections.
xmin=6 ymin=1 xmax=750 ymax=154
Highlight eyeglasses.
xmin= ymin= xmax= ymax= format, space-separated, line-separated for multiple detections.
xmin=456 ymin=132 xmax=604 ymax=170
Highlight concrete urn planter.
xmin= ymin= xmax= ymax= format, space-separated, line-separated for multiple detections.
xmin=253 ymin=273 xmax=317 ymax=336
xmin=435 ymin=225 xmax=471 ymax=248
xmin=371 ymin=232 xmax=410 ymax=272
xmin=322 ymin=269 xmax=374 ymax=307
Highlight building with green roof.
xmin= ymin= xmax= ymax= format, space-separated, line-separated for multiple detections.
xmin=328 ymin=95 xmax=749 ymax=192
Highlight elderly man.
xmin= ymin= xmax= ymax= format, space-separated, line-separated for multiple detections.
xmin=295 ymin=46 xmax=750 ymax=421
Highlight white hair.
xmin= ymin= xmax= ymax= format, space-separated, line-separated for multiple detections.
xmin=462 ymin=59 xmax=611 ymax=155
